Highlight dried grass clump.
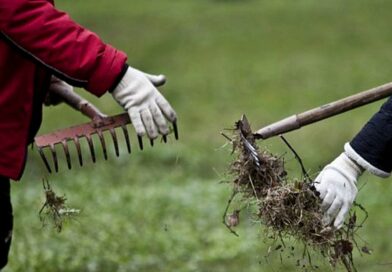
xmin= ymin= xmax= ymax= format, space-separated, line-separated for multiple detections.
xmin=39 ymin=178 xmax=80 ymax=232
xmin=223 ymin=117 xmax=368 ymax=272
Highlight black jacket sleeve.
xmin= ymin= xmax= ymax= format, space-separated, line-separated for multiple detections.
xmin=349 ymin=97 xmax=392 ymax=174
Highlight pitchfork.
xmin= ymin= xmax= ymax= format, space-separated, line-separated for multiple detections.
xmin=35 ymin=86 xmax=178 ymax=173
xmin=238 ymin=82 xmax=392 ymax=166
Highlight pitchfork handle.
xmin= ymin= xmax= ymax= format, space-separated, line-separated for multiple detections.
xmin=254 ymin=82 xmax=392 ymax=139
xmin=50 ymin=86 xmax=107 ymax=120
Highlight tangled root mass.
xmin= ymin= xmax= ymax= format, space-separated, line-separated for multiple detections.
xmin=223 ymin=116 xmax=369 ymax=271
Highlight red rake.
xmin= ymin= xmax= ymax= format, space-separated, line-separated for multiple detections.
xmin=34 ymin=87 xmax=178 ymax=173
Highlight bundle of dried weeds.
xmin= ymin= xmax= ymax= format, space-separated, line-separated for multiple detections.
xmin=222 ymin=116 xmax=369 ymax=272
xmin=39 ymin=178 xmax=80 ymax=232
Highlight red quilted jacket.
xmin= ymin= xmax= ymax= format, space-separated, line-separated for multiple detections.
xmin=0 ymin=0 xmax=127 ymax=180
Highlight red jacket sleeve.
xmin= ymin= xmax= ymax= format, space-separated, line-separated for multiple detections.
xmin=0 ymin=0 xmax=127 ymax=96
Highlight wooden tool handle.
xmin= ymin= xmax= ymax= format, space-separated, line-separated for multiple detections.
xmin=254 ymin=82 xmax=392 ymax=139
xmin=49 ymin=86 xmax=107 ymax=120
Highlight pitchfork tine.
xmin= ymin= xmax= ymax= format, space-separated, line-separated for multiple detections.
xmin=121 ymin=125 xmax=131 ymax=154
xmin=150 ymin=139 xmax=154 ymax=147
xmin=73 ymin=137 xmax=83 ymax=166
xmin=86 ymin=135 xmax=96 ymax=163
xmin=38 ymin=147 xmax=52 ymax=173
xmin=50 ymin=144 xmax=59 ymax=172
xmin=138 ymin=136 xmax=144 ymax=150
xmin=109 ymin=128 xmax=119 ymax=157
xmin=97 ymin=130 xmax=108 ymax=160
xmin=61 ymin=140 xmax=72 ymax=169
xmin=162 ymin=135 xmax=167 ymax=143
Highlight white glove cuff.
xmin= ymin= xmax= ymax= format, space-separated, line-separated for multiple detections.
xmin=344 ymin=142 xmax=390 ymax=178
xmin=328 ymin=152 xmax=363 ymax=181
xmin=113 ymin=67 xmax=137 ymax=93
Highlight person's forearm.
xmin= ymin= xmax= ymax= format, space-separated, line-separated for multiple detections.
xmin=0 ymin=0 xmax=127 ymax=95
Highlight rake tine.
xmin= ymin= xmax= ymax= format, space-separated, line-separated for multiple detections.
xmin=73 ymin=137 xmax=83 ymax=166
xmin=109 ymin=128 xmax=120 ymax=157
xmin=173 ymin=120 xmax=179 ymax=140
xmin=121 ymin=125 xmax=131 ymax=154
xmin=239 ymin=130 xmax=261 ymax=168
xmin=38 ymin=147 xmax=52 ymax=173
xmin=138 ymin=135 xmax=144 ymax=150
xmin=97 ymin=130 xmax=108 ymax=160
xmin=162 ymin=134 xmax=167 ymax=143
xmin=86 ymin=135 xmax=96 ymax=163
xmin=50 ymin=144 xmax=59 ymax=172
xmin=61 ymin=140 xmax=72 ymax=170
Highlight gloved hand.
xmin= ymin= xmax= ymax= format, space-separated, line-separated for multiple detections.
xmin=314 ymin=153 xmax=364 ymax=229
xmin=111 ymin=66 xmax=177 ymax=139
xmin=44 ymin=76 xmax=73 ymax=106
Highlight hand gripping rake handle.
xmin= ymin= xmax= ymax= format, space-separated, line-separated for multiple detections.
xmin=51 ymin=87 xmax=177 ymax=148
xmin=254 ymin=82 xmax=392 ymax=139
xmin=36 ymin=86 xmax=179 ymax=173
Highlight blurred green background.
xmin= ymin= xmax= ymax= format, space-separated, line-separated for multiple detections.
xmin=5 ymin=0 xmax=392 ymax=271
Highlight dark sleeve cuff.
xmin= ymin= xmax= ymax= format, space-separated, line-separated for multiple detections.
xmin=109 ymin=63 xmax=129 ymax=93
xmin=349 ymin=97 xmax=392 ymax=174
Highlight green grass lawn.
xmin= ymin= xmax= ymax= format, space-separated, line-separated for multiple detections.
xmin=5 ymin=0 xmax=392 ymax=271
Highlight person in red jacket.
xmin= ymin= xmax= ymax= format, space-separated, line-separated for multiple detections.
xmin=0 ymin=0 xmax=177 ymax=268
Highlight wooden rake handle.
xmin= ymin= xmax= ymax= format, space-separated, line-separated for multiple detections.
xmin=49 ymin=86 xmax=107 ymax=120
xmin=254 ymin=82 xmax=392 ymax=139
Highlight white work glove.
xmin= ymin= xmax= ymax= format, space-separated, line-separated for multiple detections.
xmin=314 ymin=153 xmax=364 ymax=229
xmin=112 ymin=66 xmax=177 ymax=139
xmin=44 ymin=76 xmax=73 ymax=106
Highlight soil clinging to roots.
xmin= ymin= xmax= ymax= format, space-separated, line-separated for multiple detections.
xmin=223 ymin=116 xmax=369 ymax=272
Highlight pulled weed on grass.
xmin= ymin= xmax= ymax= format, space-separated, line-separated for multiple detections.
xmin=39 ymin=178 xmax=80 ymax=232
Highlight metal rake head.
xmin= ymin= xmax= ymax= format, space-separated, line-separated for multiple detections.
xmin=34 ymin=113 xmax=178 ymax=173
xmin=236 ymin=115 xmax=261 ymax=168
